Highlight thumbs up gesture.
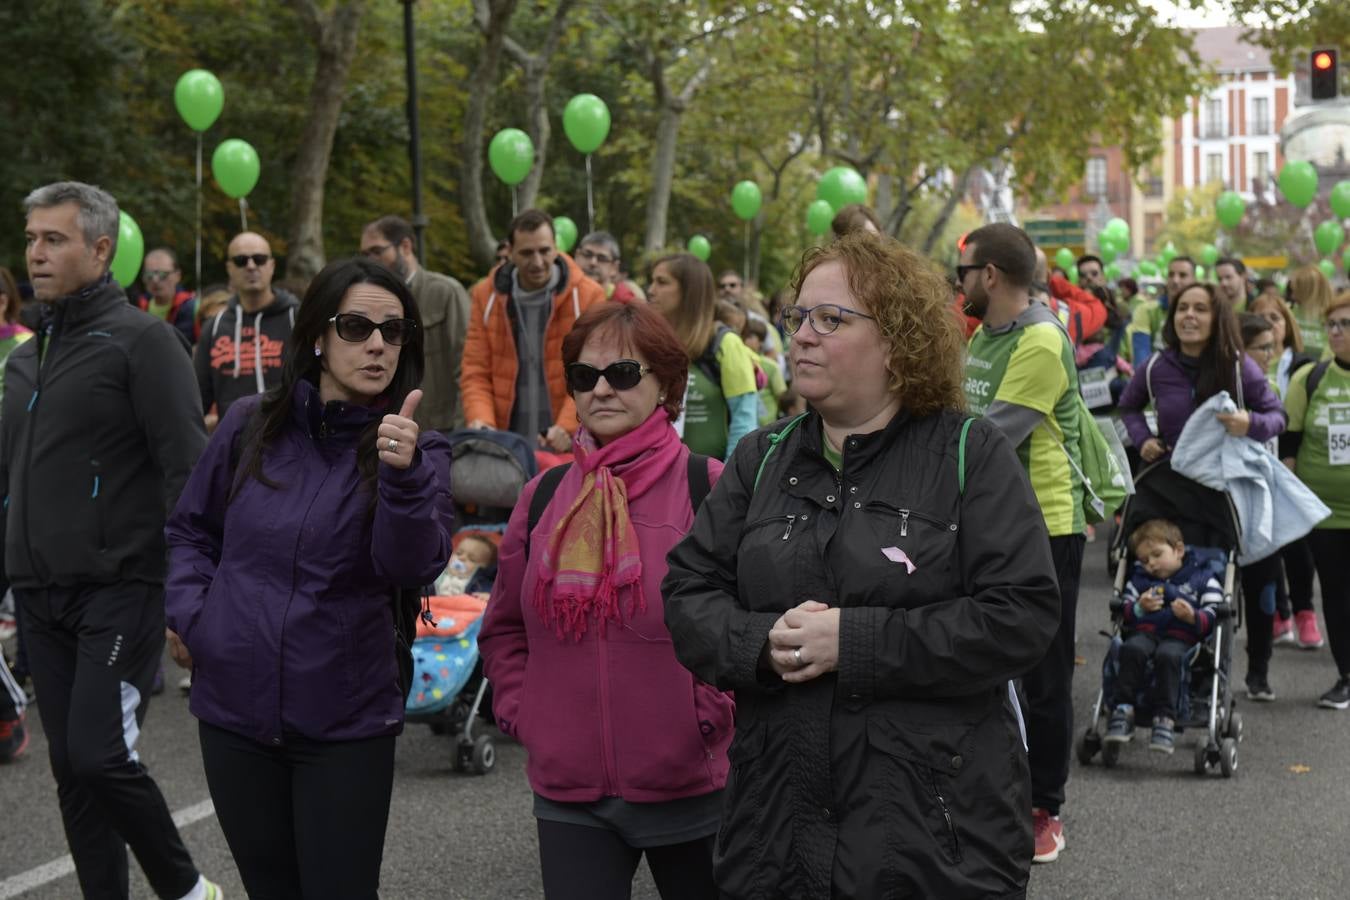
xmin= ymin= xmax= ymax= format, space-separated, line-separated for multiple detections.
xmin=378 ymin=389 xmax=423 ymax=470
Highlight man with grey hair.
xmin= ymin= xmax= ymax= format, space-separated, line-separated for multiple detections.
xmin=3 ymin=182 xmax=220 ymax=899
xmin=360 ymin=214 xmax=471 ymax=429
xmin=576 ymin=230 xmax=643 ymax=303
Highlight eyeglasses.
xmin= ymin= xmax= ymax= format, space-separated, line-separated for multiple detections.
xmin=954 ymin=262 xmax=1004 ymax=284
xmin=577 ymin=248 xmax=615 ymax=265
xmin=327 ymin=313 xmax=418 ymax=346
xmin=780 ymin=303 xmax=876 ymax=336
xmin=144 ymin=270 xmax=174 ymax=281
xmin=1247 ymin=342 xmax=1276 ymax=355
xmin=229 ymin=253 xmax=271 ymax=268
xmin=718 ymin=281 xmax=741 ymax=290
xmin=1327 ymin=317 xmax=1350 ymax=333
xmin=361 ymin=243 xmax=394 ymax=258
xmin=565 ymin=359 xmax=652 ymax=392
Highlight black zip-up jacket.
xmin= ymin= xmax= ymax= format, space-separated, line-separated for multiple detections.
xmin=194 ymin=288 xmax=299 ymax=418
xmin=663 ymin=409 xmax=1060 ymax=899
xmin=1 ymin=277 xmax=207 ymax=588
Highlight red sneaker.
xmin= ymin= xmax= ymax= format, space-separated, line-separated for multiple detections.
xmin=0 ymin=713 xmax=28 ymax=763
xmin=1296 ymin=611 xmax=1324 ymax=649
xmin=1032 ymin=807 xmax=1065 ymax=863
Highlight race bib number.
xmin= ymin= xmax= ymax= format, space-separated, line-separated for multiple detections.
xmin=1079 ymin=368 xmax=1112 ymax=410
xmin=1329 ymin=405 xmax=1350 ymax=466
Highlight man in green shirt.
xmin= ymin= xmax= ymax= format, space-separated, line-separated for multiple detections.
xmin=960 ymin=223 xmax=1084 ymax=865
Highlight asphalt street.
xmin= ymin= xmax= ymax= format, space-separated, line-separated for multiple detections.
xmin=2 ymin=547 xmax=1348 ymax=899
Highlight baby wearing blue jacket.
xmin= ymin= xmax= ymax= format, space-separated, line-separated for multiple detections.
xmin=1105 ymin=519 xmax=1222 ymax=754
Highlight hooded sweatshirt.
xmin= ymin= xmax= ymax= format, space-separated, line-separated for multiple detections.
xmin=194 ymin=288 xmax=300 ymax=417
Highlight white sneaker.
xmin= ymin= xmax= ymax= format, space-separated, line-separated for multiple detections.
xmin=178 ymin=674 xmax=193 ymax=693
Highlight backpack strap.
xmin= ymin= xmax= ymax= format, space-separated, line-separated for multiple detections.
xmin=1145 ymin=352 xmax=1159 ymax=408
xmin=1305 ymin=359 xmax=1332 ymax=401
xmin=753 ymin=413 xmax=809 ymax=492
xmin=526 ymin=463 xmax=572 ymax=559
xmin=687 ymin=453 xmax=711 ymax=510
xmin=958 ymin=417 xmax=975 ymax=496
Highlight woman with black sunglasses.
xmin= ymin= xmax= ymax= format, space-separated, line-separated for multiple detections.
xmin=164 ymin=257 xmax=454 ymax=898
xmin=480 ymin=300 xmax=732 ymax=899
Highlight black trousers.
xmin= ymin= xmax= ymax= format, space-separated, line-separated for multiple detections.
xmin=536 ymin=819 xmax=716 ymax=900
xmin=1115 ymin=633 xmax=1190 ymax=719
xmin=1279 ymin=537 xmax=1318 ymax=617
xmin=18 ymin=583 xmax=199 ymax=900
xmin=1024 ymin=533 xmax=1084 ymax=817
xmin=1241 ymin=554 xmax=1281 ymax=680
xmin=1306 ymin=529 xmax=1350 ymax=675
xmin=198 ymin=721 xmax=396 ymax=900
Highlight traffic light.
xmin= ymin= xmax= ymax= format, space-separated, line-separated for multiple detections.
xmin=1311 ymin=48 xmax=1339 ymax=101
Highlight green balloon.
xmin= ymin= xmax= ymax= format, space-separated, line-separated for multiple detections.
xmin=817 ymin=167 xmax=867 ymax=211
xmin=110 ymin=211 xmax=144 ymax=289
xmin=1103 ymin=217 xmax=1129 ymax=241
xmin=1196 ymin=265 xmax=1207 ymax=280
xmin=553 ymin=216 xmax=578 ymax=253
xmin=1278 ymin=160 xmax=1318 ymax=208
xmin=687 ymin=235 xmax=711 ymax=262
xmin=1314 ymin=220 xmax=1346 ymax=257
xmin=1216 ymin=190 xmax=1246 ymax=229
xmin=1160 ymin=241 xmax=1178 ymax=264
xmin=1332 ymin=181 xmax=1350 ymax=219
xmin=730 ymin=181 xmax=762 ymax=221
xmin=1137 ymin=260 xmax=1158 ymax=277
xmin=1343 ymin=247 xmax=1350 ymax=271
xmin=1318 ymin=259 xmax=1336 ymax=280
xmin=806 ymin=199 xmax=834 ymax=235
xmin=1105 ymin=261 xmax=1122 ymax=281
xmin=1100 ymin=244 xmax=1119 ymax=264
xmin=174 ymin=69 xmax=224 ymax=132
xmin=1054 ymin=247 xmax=1075 ymax=271
xmin=488 ymin=128 xmax=534 ymax=186
xmin=562 ymin=94 xmax=611 ymax=155
xmin=211 ymin=138 xmax=260 ymax=199
xmin=1200 ymin=243 xmax=1219 ymax=266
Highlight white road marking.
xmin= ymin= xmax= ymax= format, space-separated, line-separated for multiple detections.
xmin=0 ymin=799 xmax=216 ymax=898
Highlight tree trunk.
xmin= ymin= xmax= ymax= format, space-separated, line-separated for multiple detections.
xmin=643 ymin=98 xmax=682 ymax=255
xmin=921 ymin=168 xmax=976 ymax=255
xmin=463 ymin=0 xmax=521 ymax=268
xmin=507 ymin=0 xmax=576 ymax=211
xmin=284 ymin=0 xmax=363 ymax=282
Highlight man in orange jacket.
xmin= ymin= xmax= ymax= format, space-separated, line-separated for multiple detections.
xmin=461 ymin=209 xmax=606 ymax=452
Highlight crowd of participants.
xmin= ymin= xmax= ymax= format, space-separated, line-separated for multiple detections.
xmin=0 ymin=180 xmax=1346 ymax=899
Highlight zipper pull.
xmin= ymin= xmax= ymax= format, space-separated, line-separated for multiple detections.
xmin=900 ymin=510 xmax=910 ymax=537
xmin=781 ymin=514 xmax=796 ymax=540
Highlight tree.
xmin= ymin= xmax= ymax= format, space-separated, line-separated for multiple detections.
xmin=1218 ymin=1 xmax=1350 ymax=74
xmin=462 ymin=0 xmax=521 ymax=267
xmin=283 ymin=0 xmax=365 ymax=281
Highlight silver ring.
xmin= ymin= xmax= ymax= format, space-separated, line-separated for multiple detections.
xmin=793 ymin=648 xmax=804 ymax=666
xmin=387 ymin=438 xmax=399 ymax=452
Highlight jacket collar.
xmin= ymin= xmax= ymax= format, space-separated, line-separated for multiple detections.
xmin=45 ymin=274 xmax=123 ymax=331
xmin=789 ymin=406 xmax=915 ymax=479
xmin=290 ymin=378 xmax=384 ymax=444
xmin=491 ymin=254 xmax=573 ymax=299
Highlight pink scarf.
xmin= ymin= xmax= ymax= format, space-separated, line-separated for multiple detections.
xmin=532 ymin=409 xmax=684 ymax=640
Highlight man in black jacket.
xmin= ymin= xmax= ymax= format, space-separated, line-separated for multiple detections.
xmin=3 ymin=182 xmax=219 ymax=900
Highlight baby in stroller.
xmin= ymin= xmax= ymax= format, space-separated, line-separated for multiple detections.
xmin=434 ymin=533 xmax=498 ymax=598
xmin=1105 ymin=518 xmax=1223 ymax=754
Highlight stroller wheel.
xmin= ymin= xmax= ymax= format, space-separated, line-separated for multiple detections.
xmin=1219 ymin=737 xmax=1238 ymax=778
xmin=1077 ymin=730 xmax=1102 ymax=765
xmin=1101 ymin=740 xmax=1121 ymax=768
xmin=1225 ymin=710 xmax=1244 ymax=743
xmin=1193 ymin=741 xmax=1210 ymax=775
xmin=471 ymin=734 xmax=496 ymax=775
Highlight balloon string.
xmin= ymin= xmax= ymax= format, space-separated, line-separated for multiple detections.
xmin=239 ymin=198 xmax=248 ymax=232
xmin=586 ymin=154 xmax=594 ymax=234
xmin=743 ymin=220 xmax=749 ymax=284
xmin=195 ymin=133 xmax=203 ymax=296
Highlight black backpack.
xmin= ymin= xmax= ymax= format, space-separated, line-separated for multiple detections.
xmin=525 ymin=453 xmax=712 ymax=558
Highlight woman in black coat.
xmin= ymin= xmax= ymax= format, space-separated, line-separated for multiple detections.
xmin=663 ymin=233 xmax=1061 ymax=899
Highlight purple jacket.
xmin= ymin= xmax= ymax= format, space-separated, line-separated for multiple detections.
xmin=166 ymin=380 xmax=453 ymax=744
xmin=1118 ymin=349 xmax=1285 ymax=453
xmin=479 ymin=447 xmax=733 ymax=803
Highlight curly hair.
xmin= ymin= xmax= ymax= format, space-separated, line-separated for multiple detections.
xmin=790 ymin=232 xmax=966 ymax=417
xmin=1129 ymin=518 xmax=1184 ymax=555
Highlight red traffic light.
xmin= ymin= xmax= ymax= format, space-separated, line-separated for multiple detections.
xmin=1314 ymin=51 xmax=1334 ymax=70
xmin=1311 ymin=48 xmax=1339 ymax=100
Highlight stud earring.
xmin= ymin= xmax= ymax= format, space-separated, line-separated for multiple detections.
xmin=659 ymin=395 xmax=667 ymax=403
xmin=314 ymin=346 xmax=321 ymax=357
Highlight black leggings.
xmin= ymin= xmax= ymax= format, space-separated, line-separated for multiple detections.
xmin=1306 ymin=529 xmax=1350 ymax=675
xmin=199 ymin=721 xmax=396 ymax=900
xmin=1278 ymin=537 xmax=1318 ymax=617
xmin=536 ymin=819 xmax=716 ymax=900
xmin=1241 ymin=554 xmax=1281 ymax=679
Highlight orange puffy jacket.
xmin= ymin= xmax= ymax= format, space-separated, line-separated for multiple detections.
xmin=461 ymin=253 xmax=606 ymax=434
xmin=1047 ymin=274 xmax=1108 ymax=345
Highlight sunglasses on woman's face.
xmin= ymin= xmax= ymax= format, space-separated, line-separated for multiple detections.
xmin=327 ymin=313 xmax=418 ymax=346
xmin=565 ymin=359 xmax=652 ymax=392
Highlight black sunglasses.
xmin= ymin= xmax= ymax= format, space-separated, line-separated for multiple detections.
xmin=565 ymin=359 xmax=652 ymax=392
xmin=954 ymin=261 xmax=1004 ymax=283
xmin=229 ymin=253 xmax=271 ymax=268
xmin=327 ymin=313 xmax=418 ymax=346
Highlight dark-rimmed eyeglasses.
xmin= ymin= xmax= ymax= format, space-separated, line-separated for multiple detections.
xmin=229 ymin=253 xmax=271 ymax=268
xmin=954 ymin=261 xmax=1005 ymax=284
xmin=565 ymin=359 xmax=652 ymax=392
xmin=577 ymin=248 xmax=615 ymax=265
xmin=361 ymin=243 xmax=394 ymax=258
xmin=780 ymin=304 xmax=876 ymax=336
xmin=1328 ymin=317 xmax=1350 ymax=333
xmin=327 ymin=313 xmax=418 ymax=346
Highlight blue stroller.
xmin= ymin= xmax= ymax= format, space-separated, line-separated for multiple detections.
xmin=405 ymin=593 xmax=496 ymax=775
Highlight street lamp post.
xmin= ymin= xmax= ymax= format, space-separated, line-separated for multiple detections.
xmin=402 ymin=0 xmax=427 ymax=260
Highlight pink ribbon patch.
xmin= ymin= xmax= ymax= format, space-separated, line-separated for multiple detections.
xmin=882 ymin=546 xmax=916 ymax=574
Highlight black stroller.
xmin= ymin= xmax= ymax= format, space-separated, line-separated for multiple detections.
xmin=1077 ymin=461 xmax=1246 ymax=777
